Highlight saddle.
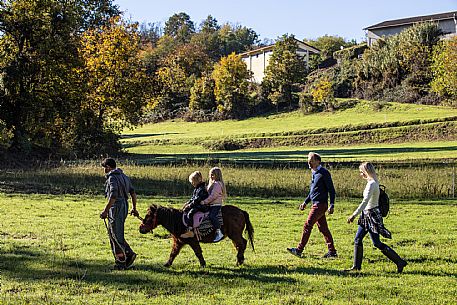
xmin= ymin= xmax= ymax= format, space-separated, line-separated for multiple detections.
xmin=182 ymin=210 xmax=223 ymax=241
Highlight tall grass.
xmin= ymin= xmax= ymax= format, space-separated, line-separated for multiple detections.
xmin=1 ymin=162 xmax=455 ymax=199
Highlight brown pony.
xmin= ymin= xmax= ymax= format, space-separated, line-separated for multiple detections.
xmin=139 ymin=204 xmax=254 ymax=267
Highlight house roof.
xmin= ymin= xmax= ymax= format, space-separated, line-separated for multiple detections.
xmin=364 ymin=11 xmax=457 ymax=30
xmin=239 ymin=38 xmax=320 ymax=57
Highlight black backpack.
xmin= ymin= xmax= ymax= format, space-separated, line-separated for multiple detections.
xmin=378 ymin=184 xmax=390 ymax=217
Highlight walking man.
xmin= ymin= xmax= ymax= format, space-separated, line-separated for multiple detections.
xmin=287 ymin=152 xmax=337 ymax=258
xmin=100 ymin=158 xmax=139 ymax=270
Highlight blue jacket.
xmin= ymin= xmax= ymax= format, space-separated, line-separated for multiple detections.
xmin=188 ymin=182 xmax=209 ymax=209
xmin=304 ymin=166 xmax=336 ymax=206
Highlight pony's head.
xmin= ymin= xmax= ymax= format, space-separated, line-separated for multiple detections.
xmin=139 ymin=205 xmax=158 ymax=234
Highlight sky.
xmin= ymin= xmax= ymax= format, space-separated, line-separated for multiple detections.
xmin=114 ymin=0 xmax=457 ymax=42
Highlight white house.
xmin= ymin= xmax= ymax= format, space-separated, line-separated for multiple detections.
xmin=364 ymin=11 xmax=457 ymax=47
xmin=239 ymin=38 xmax=320 ymax=83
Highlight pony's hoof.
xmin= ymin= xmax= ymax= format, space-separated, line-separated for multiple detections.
xmin=164 ymin=262 xmax=172 ymax=268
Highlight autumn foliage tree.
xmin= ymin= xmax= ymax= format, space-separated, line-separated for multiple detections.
xmin=189 ymin=73 xmax=216 ymax=113
xmin=212 ymin=53 xmax=251 ymax=118
xmin=77 ymin=16 xmax=149 ymax=155
xmin=431 ymin=36 xmax=457 ymax=105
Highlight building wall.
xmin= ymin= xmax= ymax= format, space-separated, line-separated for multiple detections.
xmin=367 ymin=19 xmax=457 ymax=46
xmin=241 ymin=50 xmax=272 ymax=83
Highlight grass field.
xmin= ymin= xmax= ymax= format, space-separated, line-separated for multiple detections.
xmin=121 ymin=100 xmax=457 ymax=163
xmin=1 ymin=193 xmax=456 ymax=304
xmin=123 ymin=101 xmax=457 ymax=143
xmin=125 ymin=141 xmax=457 ymax=162
xmin=2 ymin=99 xmax=457 ymax=304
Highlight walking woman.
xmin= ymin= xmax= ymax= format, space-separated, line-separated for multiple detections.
xmin=346 ymin=162 xmax=407 ymax=273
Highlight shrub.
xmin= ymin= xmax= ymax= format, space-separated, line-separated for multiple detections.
xmin=203 ymin=138 xmax=245 ymax=151
xmin=311 ymin=78 xmax=335 ymax=111
xmin=189 ymin=74 xmax=216 ymax=113
xmin=431 ymin=36 xmax=457 ymax=102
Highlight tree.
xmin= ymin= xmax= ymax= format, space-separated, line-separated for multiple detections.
xmin=189 ymin=73 xmax=216 ymax=113
xmin=164 ymin=12 xmax=195 ymax=44
xmin=163 ymin=43 xmax=212 ymax=79
xmin=0 ymin=0 xmax=84 ymax=153
xmin=218 ymin=23 xmax=259 ymax=56
xmin=78 ymin=16 xmax=149 ymax=153
xmin=150 ymin=62 xmax=189 ymax=118
xmin=431 ymin=36 xmax=457 ymax=103
xmin=199 ymin=15 xmax=220 ymax=33
xmin=305 ymin=35 xmax=356 ymax=71
xmin=305 ymin=35 xmax=356 ymax=59
xmin=262 ymin=34 xmax=307 ymax=109
xmin=354 ymin=22 xmax=442 ymax=101
xmin=148 ymin=42 xmax=212 ymax=117
xmin=138 ymin=21 xmax=162 ymax=46
xmin=79 ymin=0 xmax=121 ymax=30
xmin=397 ymin=22 xmax=442 ymax=94
xmin=191 ymin=15 xmax=221 ymax=60
xmin=212 ymin=53 xmax=251 ymax=118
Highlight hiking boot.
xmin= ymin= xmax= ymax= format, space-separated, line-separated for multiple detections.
xmin=112 ymin=262 xmax=126 ymax=270
xmin=382 ymin=246 xmax=407 ymax=273
xmin=287 ymin=247 xmax=303 ymax=258
xmin=125 ymin=252 xmax=137 ymax=269
xmin=213 ymin=229 xmax=224 ymax=242
xmin=323 ymin=251 xmax=338 ymax=258
xmin=180 ymin=230 xmax=194 ymax=238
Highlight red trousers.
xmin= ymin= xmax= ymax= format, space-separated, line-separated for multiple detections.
xmin=297 ymin=203 xmax=336 ymax=253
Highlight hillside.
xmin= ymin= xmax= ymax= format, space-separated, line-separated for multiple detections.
xmin=122 ymin=99 xmax=457 ymax=163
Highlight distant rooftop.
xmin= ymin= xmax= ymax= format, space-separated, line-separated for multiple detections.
xmin=364 ymin=11 xmax=457 ymax=30
xmin=239 ymin=38 xmax=320 ymax=57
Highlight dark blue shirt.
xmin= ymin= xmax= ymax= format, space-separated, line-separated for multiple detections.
xmin=188 ymin=182 xmax=209 ymax=208
xmin=304 ymin=166 xmax=336 ymax=206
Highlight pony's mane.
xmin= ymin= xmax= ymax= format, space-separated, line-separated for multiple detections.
xmin=148 ymin=204 xmax=182 ymax=214
xmin=148 ymin=204 xmax=184 ymax=233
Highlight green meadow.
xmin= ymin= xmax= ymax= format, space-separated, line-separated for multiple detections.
xmin=1 ymin=99 xmax=457 ymax=304
xmin=121 ymin=100 xmax=457 ymax=164
xmin=124 ymin=141 xmax=457 ymax=163
xmin=123 ymin=100 xmax=457 ymax=143
xmin=0 ymin=193 xmax=456 ymax=304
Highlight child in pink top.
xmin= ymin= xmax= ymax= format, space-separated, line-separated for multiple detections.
xmin=202 ymin=167 xmax=227 ymax=242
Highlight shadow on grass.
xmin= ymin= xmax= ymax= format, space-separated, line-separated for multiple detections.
xmin=0 ymin=246 xmax=299 ymax=287
xmin=127 ymin=145 xmax=457 ymax=168
xmin=2 ymin=243 xmax=456 ymax=295
xmin=121 ymin=132 xmax=181 ymax=139
xmin=0 ymin=247 xmax=366 ymax=289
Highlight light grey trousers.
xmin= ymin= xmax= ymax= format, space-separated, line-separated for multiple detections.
xmin=107 ymin=199 xmax=133 ymax=263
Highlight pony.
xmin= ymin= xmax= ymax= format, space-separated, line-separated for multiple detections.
xmin=139 ymin=204 xmax=254 ymax=267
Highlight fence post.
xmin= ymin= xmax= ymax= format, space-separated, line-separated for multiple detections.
xmin=453 ymin=164 xmax=455 ymax=198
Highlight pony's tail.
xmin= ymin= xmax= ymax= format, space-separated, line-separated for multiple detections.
xmin=242 ymin=210 xmax=255 ymax=252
